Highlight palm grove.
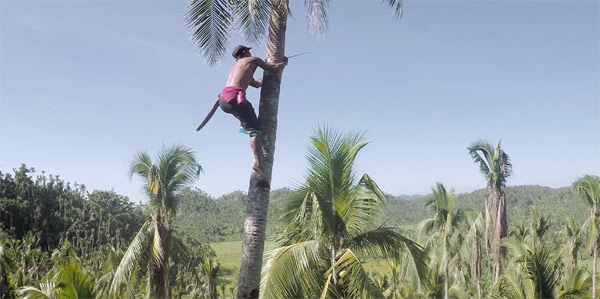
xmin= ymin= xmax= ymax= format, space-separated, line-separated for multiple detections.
xmin=1 ymin=1 xmax=598 ymax=299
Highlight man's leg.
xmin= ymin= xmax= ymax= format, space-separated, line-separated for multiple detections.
xmin=249 ymin=135 xmax=265 ymax=177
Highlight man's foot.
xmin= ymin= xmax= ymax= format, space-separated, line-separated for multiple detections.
xmin=252 ymin=165 xmax=270 ymax=188
xmin=252 ymin=164 xmax=266 ymax=178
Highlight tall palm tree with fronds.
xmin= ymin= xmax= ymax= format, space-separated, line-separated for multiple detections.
xmin=185 ymin=1 xmax=404 ymax=296
xmin=260 ymin=126 xmax=428 ymax=298
xmin=572 ymin=175 xmax=600 ymax=299
xmin=468 ymin=140 xmax=512 ymax=282
xmin=419 ymin=183 xmax=468 ymax=299
xmin=110 ymin=145 xmax=201 ymax=299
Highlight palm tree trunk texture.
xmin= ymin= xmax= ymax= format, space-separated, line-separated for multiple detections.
xmin=150 ymin=212 xmax=170 ymax=299
xmin=472 ymin=237 xmax=482 ymax=299
xmin=594 ymin=245 xmax=597 ymax=299
xmin=444 ymin=258 xmax=449 ymax=299
xmin=488 ymin=190 xmax=507 ymax=282
xmin=236 ymin=3 xmax=288 ymax=298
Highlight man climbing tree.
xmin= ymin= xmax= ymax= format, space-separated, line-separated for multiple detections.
xmin=216 ymin=45 xmax=287 ymax=186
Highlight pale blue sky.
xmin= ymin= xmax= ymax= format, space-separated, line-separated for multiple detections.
xmin=1 ymin=0 xmax=598 ymax=203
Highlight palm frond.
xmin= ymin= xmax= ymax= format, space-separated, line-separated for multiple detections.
xmin=380 ymin=0 xmax=404 ymax=19
xmin=524 ymin=248 xmax=560 ymax=299
xmin=235 ymin=0 xmax=272 ymax=44
xmin=261 ymin=240 xmax=325 ymax=299
xmin=327 ymin=249 xmax=383 ymax=299
xmin=110 ymin=220 xmax=154 ymax=296
xmin=489 ymin=275 xmax=522 ymax=299
xmin=340 ymin=174 xmax=385 ymax=236
xmin=185 ymin=0 xmax=233 ymax=66
xmin=573 ymin=175 xmax=600 ymax=208
xmin=305 ymin=0 xmax=331 ymax=39
xmin=18 ymin=282 xmax=58 ymax=299
xmin=467 ymin=140 xmax=494 ymax=181
xmin=348 ymin=227 xmax=429 ymax=287
xmin=56 ymin=260 xmax=95 ymax=299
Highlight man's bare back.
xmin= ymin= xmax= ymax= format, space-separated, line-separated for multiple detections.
xmin=225 ymin=56 xmax=287 ymax=91
xmin=225 ymin=57 xmax=259 ymax=89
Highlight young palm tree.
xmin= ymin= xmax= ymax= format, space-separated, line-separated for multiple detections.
xmin=492 ymin=236 xmax=587 ymax=299
xmin=185 ymin=1 xmax=404 ymax=296
xmin=110 ymin=145 xmax=201 ymax=299
xmin=200 ymin=257 xmax=220 ymax=299
xmin=572 ymin=175 xmax=600 ymax=299
xmin=19 ymin=259 xmax=96 ymax=299
xmin=563 ymin=217 xmax=581 ymax=271
xmin=260 ymin=126 xmax=428 ymax=298
xmin=419 ymin=183 xmax=468 ymax=299
xmin=468 ymin=140 xmax=512 ymax=282
xmin=530 ymin=207 xmax=551 ymax=251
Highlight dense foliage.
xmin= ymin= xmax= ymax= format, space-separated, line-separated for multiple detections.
xmin=0 ymin=162 xmax=594 ymax=298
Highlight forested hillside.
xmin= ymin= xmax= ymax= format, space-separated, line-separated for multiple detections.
xmin=175 ymin=184 xmax=586 ymax=244
xmin=0 ymin=164 xmax=592 ymax=298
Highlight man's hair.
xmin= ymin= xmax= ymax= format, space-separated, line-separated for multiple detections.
xmin=232 ymin=45 xmax=252 ymax=59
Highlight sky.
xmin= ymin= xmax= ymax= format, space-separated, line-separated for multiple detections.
xmin=1 ymin=0 xmax=598 ymax=204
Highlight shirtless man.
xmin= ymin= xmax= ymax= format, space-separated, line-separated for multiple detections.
xmin=218 ymin=45 xmax=287 ymax=185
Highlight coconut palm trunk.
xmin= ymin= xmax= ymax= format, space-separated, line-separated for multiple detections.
xmin=492 ymin=191 xmax=507 ymax=282
xmin=236 ymin=3 xmax=288 ymax=298
xmin=594 ymin=244 xmax=597 ymax=299
xmin=150 ymin=211 xmax=171 ymax=299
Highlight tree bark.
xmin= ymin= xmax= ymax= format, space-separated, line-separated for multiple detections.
xmin=150 ymin=212 xmax=171 ymax=299
xmin=236 ymin=2 xmax=288 ymax=298
xmin=594 ymin=243 xmax=597 ymax=299
xmin=444 ymin=258 xmax=449 ymax=299
xmin=489 ymin=189 xmax=507 ymax=283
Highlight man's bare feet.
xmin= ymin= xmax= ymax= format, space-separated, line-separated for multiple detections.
xmin=252 ymin=165 xmax=270 ymax=188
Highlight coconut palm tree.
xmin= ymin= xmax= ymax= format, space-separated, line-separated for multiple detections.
xmin=530 ymin=207 xmax=551 ymax=251
xmin=109 ymin=145 xmax=201 ymax=299
xmin=19 ymin=259 xmax=96 ymax=299
xmin=260 ymin=126 xmax=427 ymax=298
xmin=563 ymin=217 xmax=581 ymax=271
xmin=491 ymin=236 xmax=588 ymax=299
xmin=200 ymin=257 xmax=220 ymax=299
xmin=468 ymin=140 xmax=512 ymax=282
xmin=572 ymin=175 xmax=600 ymax=299
xmin=185 ymin=1 xmax=404 ymax=296
xmin=419 ymin=183 xmax=468 ymax=299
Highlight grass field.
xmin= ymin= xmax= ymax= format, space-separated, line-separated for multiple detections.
xmin=211 ymin=240 xmax=393 ymax=294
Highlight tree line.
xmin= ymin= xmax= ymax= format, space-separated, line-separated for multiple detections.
xmin=1 ymin=126 xmax=598 ymax=298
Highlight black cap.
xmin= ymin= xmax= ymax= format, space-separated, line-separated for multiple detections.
xmin=232 ymin=45 xmax=252 ymax=59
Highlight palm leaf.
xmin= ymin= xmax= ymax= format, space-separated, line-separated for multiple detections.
xmin=235 ymin=0 xmax=272 ymax=44
xmin=56 ymin=260 xmax=96 ymax=299
xmin=261 ymin=240 xmax=325 ymax=299
xmin=348 ymin=227 xmax=429 ymax=287
xmin=185 ymin=0 xmax=233 ymax=66
xmin=489 ymin=275 xmax=522 ymax=299
xmin=110 ymin=220 xmax=154 ymax=296
xmin=327 ymin=249 xmax=383 ymax=299
xmin=381 ymin=0 xmax=404 ymax=19
xmin=306 ymin=0 xmax=331 ymax=39
xmin=18 ymin=282 xmax=58 ymax=299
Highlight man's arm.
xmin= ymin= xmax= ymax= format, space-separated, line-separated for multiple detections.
xmin=249 ymin=78 xmax=262 ymax=88
xmin=252 ymin=57 xmax=287 ymax=73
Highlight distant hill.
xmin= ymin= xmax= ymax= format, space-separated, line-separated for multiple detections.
xmin=175 ymin=185 xmax=587 ymax=243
